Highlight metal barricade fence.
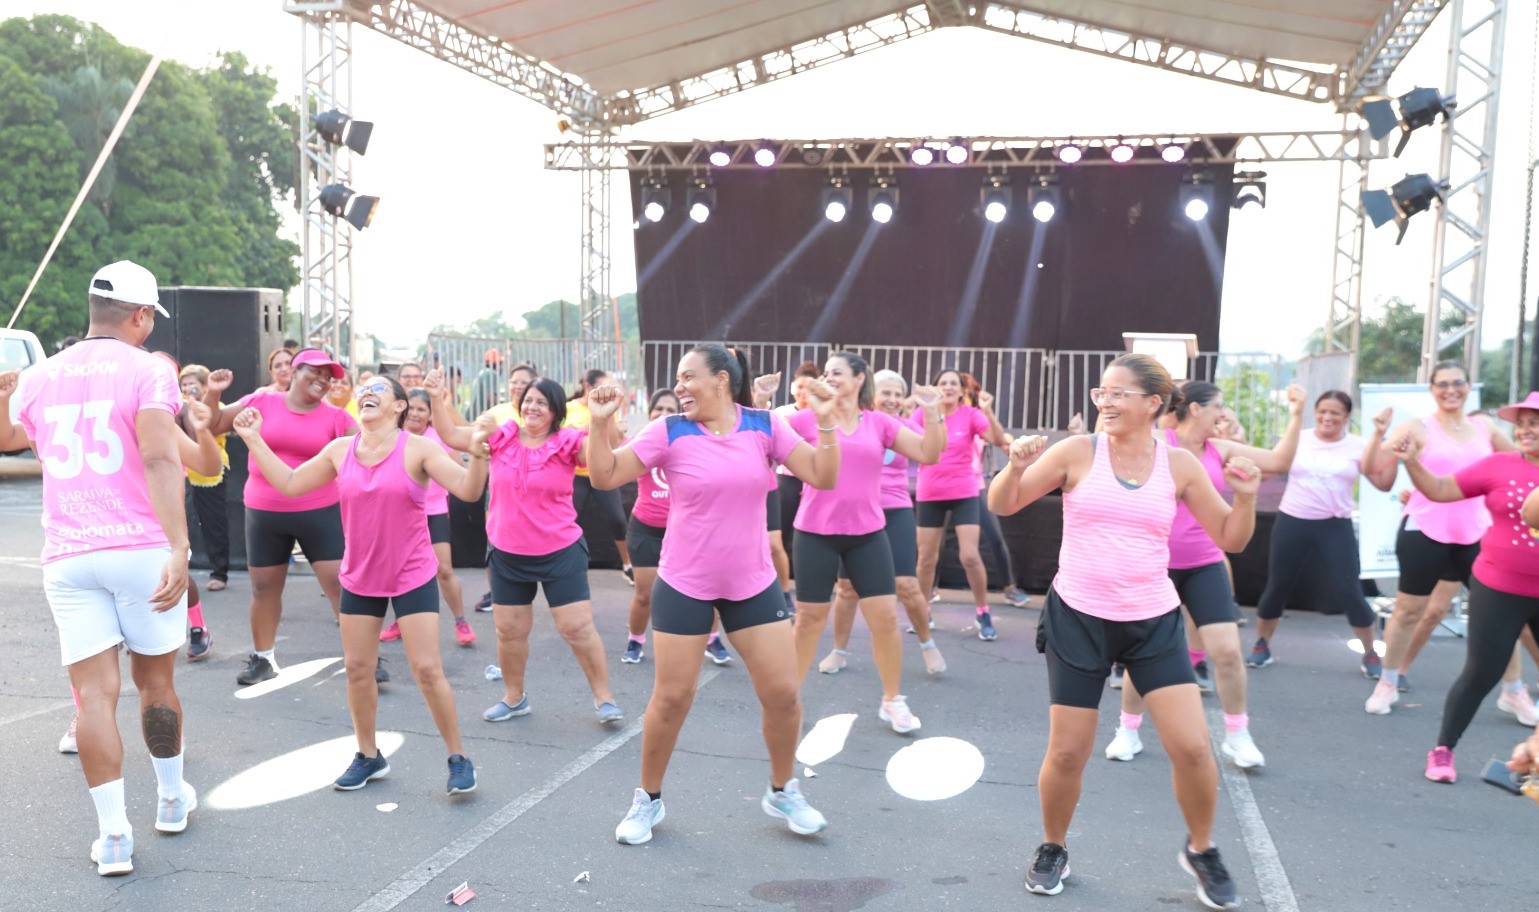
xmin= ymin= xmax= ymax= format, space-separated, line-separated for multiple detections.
xmin=424 ymin=334 xmax=631 ymax=416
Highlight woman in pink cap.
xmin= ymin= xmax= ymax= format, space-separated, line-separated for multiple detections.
xmin=1396 ymin=390 xmax=1539 ymax=784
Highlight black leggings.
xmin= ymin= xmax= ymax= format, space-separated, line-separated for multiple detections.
xmin=1436 ymin=577 xmax=1539 ymax=750
xmin=572 ymin=475 xmax=626 ymax=542
xmin=1256 ymin=512 xmax=1374 ymax=628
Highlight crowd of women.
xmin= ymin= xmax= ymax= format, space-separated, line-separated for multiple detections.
xmin=29 ymin=333 xmax=1539 ymax=909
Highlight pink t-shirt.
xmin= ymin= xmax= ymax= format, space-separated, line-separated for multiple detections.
xmin=879 ymin=434 xmax=913 ymax=511
xmin=1166 ymin=430 xmax=1227 ymax=570
xmin=486 ymin=424 xmax=587 ymax=556
xmin=1453 ymin=453 xmax=1539 ymax=597
xmin=237 ymin=391 xmax=357 ymax=512
xmin=1278 ymin=431 xmax=1366 ymax=520
xmin=418 ymin=425 xmax=454 ymax=516
xmin=627 ymin=406 xmax=802 ymax=600
xmin=632 ymin=462 xmax=671 ymax=528
xmin=336 ymin=433 xmax=438 ymax=597
xmin=15 ymin=339 xmax=182 ymax=563
xmin=917 ymin=406 xmax=990 ymax=502
xmin=788 ymin=408 xmax=901 ymax=535
xmin=1405 ymin=417 xmax=1493 ymax=545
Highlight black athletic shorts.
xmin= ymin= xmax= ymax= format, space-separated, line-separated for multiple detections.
xmin=1037 ymin=586 xmax=1194 ymax=709
xmin=1396 ymin=520 xmax=1480 ymax=597
xmin=1169 ymin=561 xmax=1239 ymax=627
xmin=341 ymin=577 xmax=440 ymax=619
xmin=427 ymin=512 xmax=450 ymax=546
xmin=626 ymin=516 xmax=665 ymax=569
xmin=794 ymin=529 xmax=896 ymax=602
xmin=916 ymin=496 xmax=980 ymax=528
xmin=244 ymin=503 xmax=345 ymax=568
xmin=765 ymin=486 xmax=783 ymax=533
xmin=651 ymin=577 xmax=790 ymax=636
xmin=488 ymin=540 xmax=591 ymax=608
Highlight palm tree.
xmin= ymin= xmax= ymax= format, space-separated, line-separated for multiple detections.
xmin=43 ymin=65 xmax=133 ymax=217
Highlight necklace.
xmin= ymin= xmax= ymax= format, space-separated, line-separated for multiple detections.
xmin=1108 ymin=437 xmax=1155 ymax=485
xmin=356 ymin=430 xmax=398 ymax=462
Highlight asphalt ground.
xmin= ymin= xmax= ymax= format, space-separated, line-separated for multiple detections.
xmin=0 ymin=472 xmax=1536 ymax=911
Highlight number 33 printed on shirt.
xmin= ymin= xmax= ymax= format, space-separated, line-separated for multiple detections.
xmin=41 ymin=402 xmax=125 ymax=479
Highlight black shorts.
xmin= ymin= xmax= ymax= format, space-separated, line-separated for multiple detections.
xmin=765 ymin=485 xmax=783 ymax=533
xmin=1396 ymin=520 xmax=1480 ymax=597
xmin=488 ymin=540 xmax=591 ymax=608
xmin=1037 ymin=587 xmax=1194 ymax=709
xmin=794 ymin=529 xmax=896 ymax=602
xmin=341 ymin=577 xmax=440 ymax=618
xmin=244 ymin=503 xmax=346 ymax=568
xmin=651 ymin=578 xmax=790 ymax=636
xmin=427 ymin=512 xmax=450 ymax=546
xmin=1169 ymin=561 xmax=1238 ymax=627
xmin=916 ymin=497 xmax=980 ymax=528
xmin=626 ymin=516 xmax=665 ymax=569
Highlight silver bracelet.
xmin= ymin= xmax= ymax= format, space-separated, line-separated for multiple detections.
xmin=817 ymin=425 xmax=837 ymax=433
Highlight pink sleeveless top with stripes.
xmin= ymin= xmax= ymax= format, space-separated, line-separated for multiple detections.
xmin=1403 ymin=416 xmax=1492 ymax=545
xmin=337 ymin=432 xmax=439 ymax=598
xmin=1054 ymin=434 xmax=1181 ymax=621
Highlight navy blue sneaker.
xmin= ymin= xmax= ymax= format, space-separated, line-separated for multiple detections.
xmin=334 ymin=751 xmax=390 ymax=790
xmin=447 ymin=754 xmax=477 ymax=794
xmin=704 ymin=636 xmax=733 ymax=665
xmin=977 ymin=611 xmax=997 ymax=641
xmin=1246 ymin=638 xmax=1273 ymax=668
xmin=622 ymin=638 xmax=644 ymax=664
xmin=1180 ymin=842 xmax=1239 ymax=909
xmin=1361 ymin=652 xmax=1383 ymax=680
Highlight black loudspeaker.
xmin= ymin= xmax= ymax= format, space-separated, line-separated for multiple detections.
xmin=145 ymin=287 xmax=289 ymax=571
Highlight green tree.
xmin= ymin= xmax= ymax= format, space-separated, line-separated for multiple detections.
xmin=520 ymin=299 xmax=581 ymax=337
xmin=42 ymin=64 xmax=132 ymax=216
xmin=1305 ymin=296 xmax=1464 ymax=383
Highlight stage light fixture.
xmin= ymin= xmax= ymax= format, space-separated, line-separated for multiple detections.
xmin=312 ymin=109 xmax=373 ymax=155
xmin=869 ymin=175 xmax=898 ymax=224
xmin=1161 ymin=144 xmax=1186 ymax=163
xmin=1027 ymin=174 xmax=1061 ymax=224
xmin=1359 ymin=86 xmax=1455 ymax=157
xmin=708 ymin=148 xmax=731 ymax=167
xmin=911 ymin=146 xmax=935 ymax=166
xmin=686 ymin=176 xmax=715 ymax=223
xmin=1232 ymin=170 xmax=1268 ymax=210
xmin=1056 ymin=144 xmax=1083 ymax=164
xmin=1110 ymin=142 xmax=1135 ymax=164
xmin=1179 ymin=173 xmax=1213 ymax=222
xmin=945 ymin=142 xmax=969 ymax=165
xmin=641 ymin=176 xmax=669 ymax=223
xmin=318 ymin=183 xmax=379 ymax=230
xmin=1361 ymin=172 xmax=1448 ymax=244
xmin=823 ymin=177 xmax=853 ymax=223
xmin=754 ymin=147 xmax=776 ymax=167
xmin=981 ymin=174 xmax=1010 ymax=224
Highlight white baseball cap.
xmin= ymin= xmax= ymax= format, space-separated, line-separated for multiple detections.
xmin=89 ymin=260 xmax=168 ymax=316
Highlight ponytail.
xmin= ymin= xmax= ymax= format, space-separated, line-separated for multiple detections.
xmin=691 ymin=343 xmax=756 ymax=408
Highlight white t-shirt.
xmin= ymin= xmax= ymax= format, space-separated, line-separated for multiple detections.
xmin=1278 ymin=430 xmax=1367 ymax=520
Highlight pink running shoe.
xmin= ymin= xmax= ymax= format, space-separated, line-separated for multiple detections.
xmin=1424 ymin=746 xmax=1456 ymax=783
xmin=455 ymin=618 xmax=476 ymax=647
xmin=379 ymin=621 xmax=401 ymax=643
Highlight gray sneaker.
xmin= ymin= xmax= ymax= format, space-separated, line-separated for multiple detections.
xmin=482 ymin=694 xmax=531 ymax=722
xmin=761 ymin=778 xmax=827 ymax=835
xmin=90 ymin=831 xmax=134 ymax=876
xmin=615 ymin=788 xmax=665 ymax=844
xmin=596 ymin=701 xmax=624 ymax=724
xmin=154 ymin=783 xmax=197 ymax=833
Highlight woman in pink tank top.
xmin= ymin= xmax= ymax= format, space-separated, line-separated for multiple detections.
xmin=1361 ymin=360 xmax=1523 ymax=716
xmin=234 ymin=376 xmax=492 ymax=797
xmin=988 ymin=354 xmax=1260 ymax=907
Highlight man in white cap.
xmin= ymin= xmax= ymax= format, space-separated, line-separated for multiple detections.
xmin=0 ymin=260 xmax=197 ymax=875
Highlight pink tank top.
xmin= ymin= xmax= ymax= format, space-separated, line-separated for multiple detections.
xmin=419 ymin=425 xmax=453 ymax=516
xmin=1165 ymin=429 xmax=1226 ymax=569
xmin=337 ymin=432 xmax=438 ymax=597
xmin=1404 ymin=416 xmax=1493 ymax=545
xmin=1054 ymin=435 xmax=1180 ymax=621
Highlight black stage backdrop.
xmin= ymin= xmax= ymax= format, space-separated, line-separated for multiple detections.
xmin=631 ymin=156 xmax=1235 ymax=357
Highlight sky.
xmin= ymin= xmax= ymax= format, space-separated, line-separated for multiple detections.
xmin=10 ymin=1 xmax=1539 ymax=362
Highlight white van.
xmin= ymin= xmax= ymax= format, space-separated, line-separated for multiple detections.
xmin=2 ymin=328 xmax=46 ymax=455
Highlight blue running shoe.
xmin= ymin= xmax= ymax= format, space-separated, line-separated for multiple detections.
xmin=447 ymin=754 xmax=477 ymax=795
xmin=622 ymin=638 xmax=644 ymax=664
xmin=334 ymin=752 xmax=390 ymax=791
xmin=596 ymin=701 xmax=624 ymax=724
xmin=482 ymin=694 xmax=531 ymax=722
xmin=704 ymin=635 xmax=733 ymax=665
xmin=1246 ymin=638 xmax=1273 ymax=668
xmin=977 ymin=611 xmax=997 ymax=641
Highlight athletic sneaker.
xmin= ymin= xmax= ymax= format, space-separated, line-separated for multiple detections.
xmin=447 ymin=754 xmax=477 ymax=794
xmin=483 ymin=694 xmax=531 ymax=721
xmin=187 ymin=627 xmax=211 ymax=661
xmin=455 ymin=618 xmax=476 ymax=647
xmin=236 ymin=654 xmax=278 ymax=686
xmin=615 ymin=788 xmax=665 ymax=845
xmin=59 ymin=715 xmax=78 ymax=754
xmin=1179 ymin=842 xmax=1238 ymax=909
xmin=1108 ymin=662 xmax=1125 ymax=689
xmin=90 ymin=831 xmax=133 ymax=876
xmin=379 ymin=621 xmax=402 ymax=643
xmin=1024 ymin=842 xmax=1069 ymax=895
xmin=879 ymin=695 xmax=921 ymax=734
xmin=1398 ymin=674 xmax=1411 ymax=693
xmin=921 ymin=642 xmax=947 ymax=675
xmin=375 ymin=657 xmax=390 ymax=684
xmin=1221 ymin=729 xmax=1265 ymax=769
xmin=1365 ymin=679 xmax=1399 ymax=715
xmin=762 ymin=779 xmax=827 ymax=835
xmin=596 ymin=701 xmax=624 ymax=723
xmin=622 ymin=565 xmax=635 ymax=586
xmin=475 ymin=591 xmax=493 ymax=612
xmin=1245 ymin=638 xmax=1273 ymax=668
xmin=929 ymin=588 xmax=940 ymax=604
xmin=704 ymin=636 xmax=734 ymax=665
xmin=782 ymin=590 xmax=796 ymax=617
xmin=1193 ymin=660 xmax=1214 ymax=693
xmin=622 ymin=638 xmax=645 ymax=664
xmin=1105 ymin=726 xmax=1143 ymax=761
xmin=977 ymin=611 xmax=997 ymax=641
xmin=1004 ymin=585 xmax=1030 ymax=608
xmin=818 ymin=648 xmax=848 ymax=674
xmin=1424 ymin=746 xmax=1457 ymax=783
xmin=1496 ymin=688 xmax=1539 ymax=725
xmin=334 ymin=751 xmax=390 ymax=790
xmin=905 ymin=619 xmax=936 ymax=635
xmin=1361 ymin=652 xmax=1382 ymax=680
xmin=155 ymin=783 xmax=197 ymax=833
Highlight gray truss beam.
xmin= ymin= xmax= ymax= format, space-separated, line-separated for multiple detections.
xmin=1325 ymin=134 xmax=1369 ymax=384
xmin=1343 ymin=0 xmax=1449 ymax=101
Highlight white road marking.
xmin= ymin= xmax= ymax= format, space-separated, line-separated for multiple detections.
xmin=1208 ymin=708 xmax=1299 ymax=912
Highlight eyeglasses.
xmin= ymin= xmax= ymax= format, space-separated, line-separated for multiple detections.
xmin=1090 ymin=387 xmax=1152 ymax=406
xmin=1432 ymin=379 xmax=1469 ymax=390
xmin=355 ymin=380 xmax=391 ymax=398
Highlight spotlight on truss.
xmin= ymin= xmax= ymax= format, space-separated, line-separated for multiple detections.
xmin=1359 ymin=86 xmax=1455 ymax=157
xmin=312 ymin=109 xmax=373 ymax=155
xmin=708 ymin=148 xmax=731 ymax=167
xmin=823 ymin=176 xmax=853 ymax=223
xmin=1361 ymin=173 xmax=1448 ymax=244
xmin=981 ymin=174 xmax=1010 ymax=224
xmin=1232 ymin=170 xmax=1268 ymax=210
xmin=1110 ymin=142 xmax=1135 ymax=164
xmin=1027 ymin=174 xmax=1061 ymax=224
xmin=318 ymin=183 xmax=380 ymax=230
xmin=869 ymin=175 xmax=898 ymax=224
xmin=944 ymin=141 xmax=969 ymax=165
xmin=754 ymin=146 xmax=776 ymax=167
xmin=1056 ymin=144 xmax=1082 ymax=164
xmin=911 ymin=146 xmax=935 ymax=166
xmin=641 ymin=176 xmax=669 ymax=223
xmin=1179 ymin=172 xmax=1213 ymax=222
xmin=686 ymin=176 xmax=715 ymax=223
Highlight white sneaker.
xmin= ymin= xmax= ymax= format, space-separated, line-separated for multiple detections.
xmin=818 ymin=649 xmax=848 ymax=674
xmin=1365 ymin=679 xmax=1399 ymax=715
xmin=762 ymin=779 xmax=827 ymax=835
xmin=879 ymin=695 xmax=922 ymax=734
xmin=1221 ymin=729 xmax=1266 ymax=769
xmin=90 ymin=830 xmax=133 ymax=876
xmin=1497 ymin=688 xmax=1539 ymax=726
xmin=155 ymin=783 xmax=197 ymax=834
xmin=59 ymin=715 xmax=79 ymax=754
xmin=1104 ymin=726 xmax=1142 ymax=761
xmin=615 ymin=788 xmax=665 ymax=845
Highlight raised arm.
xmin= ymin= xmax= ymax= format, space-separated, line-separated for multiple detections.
xmin=137 ymin=408 xmax=191 ymax=611
xmin=1393 ymin=435 xmax=1467 ymax=503
xmin=1176 ymin=447 xmax=1259 ymax=553
xmin=1361 ymin=407 xmax=1401 ymax=492
xmin=177 ymin=399 xmax=224 ymax=477
xmin=232 ymin=408 xmax=342 ymax=497
xmin=779 ymin=379 xmax=841 ymax=489
xmin=584 ymin=385 xmax=650 ymax=489
xmin=889 ymin=385 xmax=945 ymax=464
xmin=988 ymin=434 xmax=1078 ymax=515
xmin=0 ymin=370 xmax=28 ymax=452
xmin=976 ymin=390 xmax=1009 ymax=446
xmin=417 ymin=414 xmax=492 ymax=503
xmin=425 ymin=369 xmax=475 ymax=451
xmin=752 ymin=372 xmax=781 ymax=409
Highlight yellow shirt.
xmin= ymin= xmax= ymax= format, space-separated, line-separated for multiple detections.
xmin=566 ymin=399 xmax=592 ymax=477
xmin=489 ymin=401 xmax=523 ymax=427
xmin=186 ymin=400 xmax=230 ymax=486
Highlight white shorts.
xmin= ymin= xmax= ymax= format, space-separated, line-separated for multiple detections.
xmin=43 ymin=547 xmax=187 ymax=666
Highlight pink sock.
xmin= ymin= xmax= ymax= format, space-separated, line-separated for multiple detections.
xmin=1119 ymin=711 xmax=1144 ymax=730
xmin=976 ymin=605 xmax=989 ymax=616
xmin=628 ymin=633 xmax=645 ymax=644
xmin=71 ymin=687 xmax=80 ymax=710
xmin=1189 ymin=648 xmax=1206 ymax=666
xmin=1224 ymin=713 xmax=1248 ymax=734
xmin=187 ymin=601 xmax=204 ymax=629
xmin=706 ymin=631 xmax=720 ymax=643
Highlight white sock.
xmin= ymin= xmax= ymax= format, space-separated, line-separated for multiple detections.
xmin=89 ymin=779 xmax=131 ymax=837
xmin=1504 ymin=679 xmax=1525 ymax=695
xmin=1380 ymin=668 xmax=1399 ymax=687
xmin=151 ymin=753 xmax=185 ymax=800
xmin=255 ymin=647 xmax=276 ymax=667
